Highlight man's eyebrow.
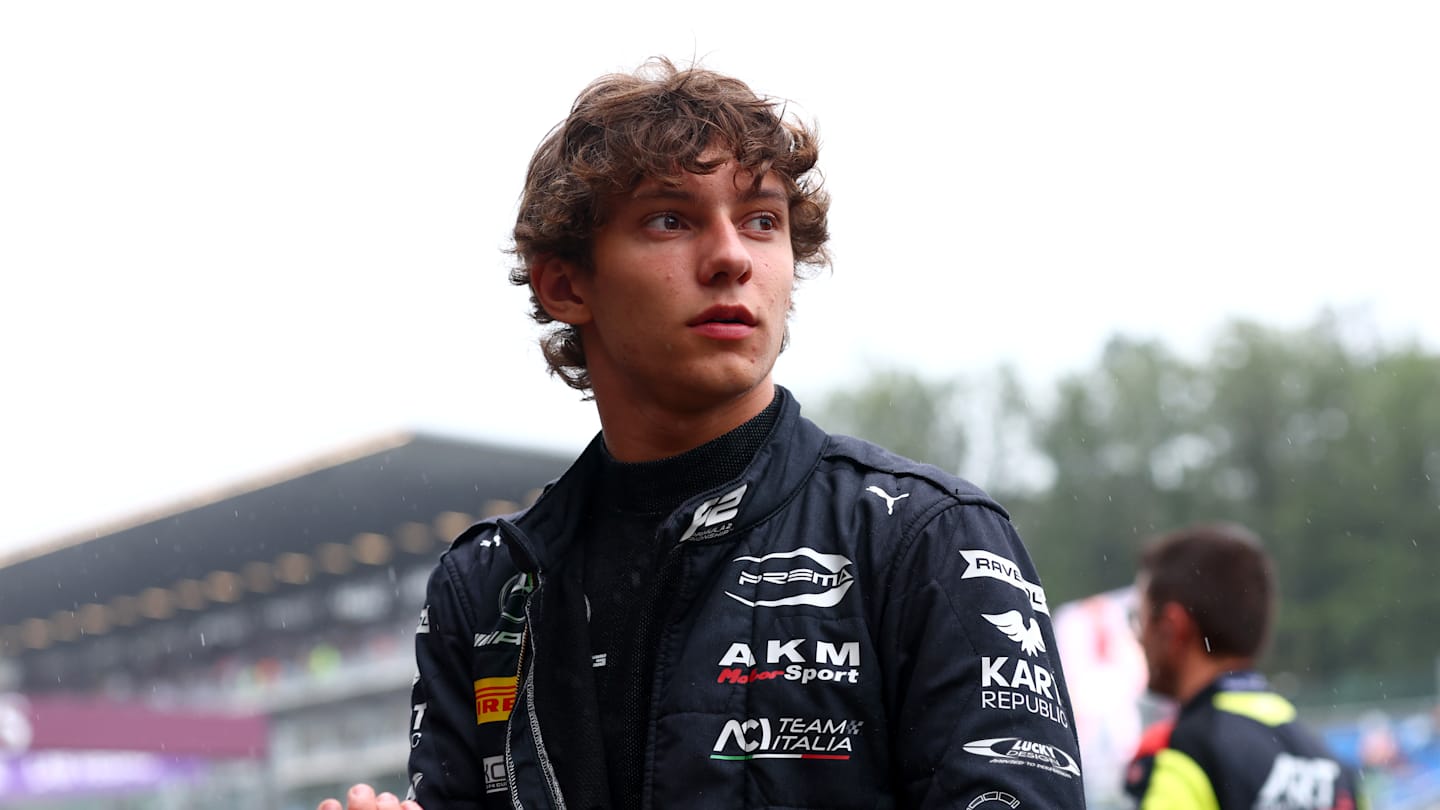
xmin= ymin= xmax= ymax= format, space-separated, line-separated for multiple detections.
xmin=742 ymin=187 xmax=789 ymax=204
xmin=629 ymin=187 xmax=695 ymax=202
xmin=627 ymin=186 xmax=789 ymax=204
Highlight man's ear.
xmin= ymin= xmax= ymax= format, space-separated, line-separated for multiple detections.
xmin=1158 ymin=602 xmax=1198 ymax=649
xmin=529 ymin=255 xmax=591 ymax=326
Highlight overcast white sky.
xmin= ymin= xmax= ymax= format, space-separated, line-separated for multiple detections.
xmin=3 ymin=2 xmax=1437 ymax=559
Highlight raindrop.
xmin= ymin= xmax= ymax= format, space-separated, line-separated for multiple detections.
xmin=200 ymin=633 xmax=206 ymax=647
xmin=1204 ymin=637 xmax=1211 ymax=653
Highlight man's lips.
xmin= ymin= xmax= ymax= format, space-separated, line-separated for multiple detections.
xmin=687 ymin=305 xmax=757 ymax=327
xmin=688 ymin=305 xmax=758 ymax=340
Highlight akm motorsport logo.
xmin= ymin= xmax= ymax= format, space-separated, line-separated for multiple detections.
xmin=715 ymin=638 xmax=861 ymax=685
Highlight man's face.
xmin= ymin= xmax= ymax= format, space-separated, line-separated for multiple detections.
xmin=572 ymin=153 xmax=795 ymax=414
xmin=1133 ymin=578 xmax=1180 ymax=698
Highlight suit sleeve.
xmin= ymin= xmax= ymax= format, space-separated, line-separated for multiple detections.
xmin=879 ymin=502 xmax=1087 ymax=809
xmin=407 ymin=553 xmax=499 ymax=809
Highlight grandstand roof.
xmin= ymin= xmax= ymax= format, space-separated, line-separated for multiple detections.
xmin=0 ymin=432 xmax=572 ymax=640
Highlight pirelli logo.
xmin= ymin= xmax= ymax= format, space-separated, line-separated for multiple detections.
xmin=474 ymin=677 xmax=517 ymax=725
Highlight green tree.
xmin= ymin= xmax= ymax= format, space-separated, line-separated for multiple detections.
xmin=810 ymin=368 xmax=968 ymax=474
xmin=815 ymin=312 xmax=1440 ymax=702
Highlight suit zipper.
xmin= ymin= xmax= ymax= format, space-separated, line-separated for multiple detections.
xmin=506 ymin=588 xmax=566 ymax=809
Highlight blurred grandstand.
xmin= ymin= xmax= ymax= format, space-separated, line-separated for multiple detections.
xmin=0 ymin=432 xmax=569 ymax=809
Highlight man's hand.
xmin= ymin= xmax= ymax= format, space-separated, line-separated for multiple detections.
xmin=317 ymin=783 xmax=423 ymax=810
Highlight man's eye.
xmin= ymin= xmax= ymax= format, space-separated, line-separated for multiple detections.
xmin=744 ymin=214 xmax=779 ymax=231
xmin=644 ymin=213 xmax=683 ymax=231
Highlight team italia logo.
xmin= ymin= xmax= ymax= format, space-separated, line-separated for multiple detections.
xmin=473 ymin=677 xmax=517 ymax=725
xmin=711 ymin=717 xmax=863 ymax=761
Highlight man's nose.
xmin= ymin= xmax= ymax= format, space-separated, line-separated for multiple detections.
xmin=698 ymin=223 xmax=753 ymax=285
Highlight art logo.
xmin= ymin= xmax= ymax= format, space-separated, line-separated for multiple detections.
xmin=711 ymin=717 xmax=863 ymax=761
xmin=473 ymin=676 xmax=517 ymax=725
xmin=963 ymin=737 xmax=1081 ymax=779
xmin=959 ymin=550 xmax=1050 ymax=615
xmin=725 ymin=547 xmax=855 ymax=608
xmin=1255 ymin=753 xmax=1342 ymax=810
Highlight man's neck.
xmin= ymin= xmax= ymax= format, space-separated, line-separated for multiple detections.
xmin=594 ymin=381 xmax=777 ymax=463
xmin=1174 ymin=653 xmax=1254 ymax=705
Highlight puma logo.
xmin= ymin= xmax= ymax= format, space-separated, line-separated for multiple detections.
xmin=865 ymin=485 xmax=910 ymax=515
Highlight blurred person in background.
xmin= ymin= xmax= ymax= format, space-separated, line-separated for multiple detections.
xmin=318 ymin=57 xmax=1085 ymax=809
xmin=1123 ymin=522 xmax=1367 ymax=809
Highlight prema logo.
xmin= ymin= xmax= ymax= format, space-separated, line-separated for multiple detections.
xmin=473 ymin=677 xmax=517 ymax=725
xmin=959 ymin=550 xmax=1050 ymax=615
xmin=963 ymin=737 xmax=1081 ymax=779
xmin=725 ymin=547 xmax=855 ymax=608
xmin=711 ymin=716 xmax=863 ymax=761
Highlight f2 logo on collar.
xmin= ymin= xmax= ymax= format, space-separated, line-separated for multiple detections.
xmin=681 ymin=484 xmax=748 ymax=542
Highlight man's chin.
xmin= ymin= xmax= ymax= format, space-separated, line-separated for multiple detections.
xmin=1145 ymin=675 xmax=1177 ymax=700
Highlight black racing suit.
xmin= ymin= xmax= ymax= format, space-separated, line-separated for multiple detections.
xmin=1125 ymin=671 xmax=1367 ymax=809
xmin=407 ymin=387 xmax=1086 ymax=808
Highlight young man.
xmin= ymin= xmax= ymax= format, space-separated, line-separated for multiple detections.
xmin=1124 ymin=523 xmax=1366 ymax=809
xmin=321 ymin=58 xmax=1084 ymax=810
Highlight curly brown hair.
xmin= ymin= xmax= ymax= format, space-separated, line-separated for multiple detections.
xmin=509 ymin=57 xmax=832 ymax=392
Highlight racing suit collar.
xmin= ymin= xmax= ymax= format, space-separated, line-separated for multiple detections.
xmin=501 ymin=385 xmax=826 ymax=574
xmin=1183 ymin=669 xmax=1270 ymax=714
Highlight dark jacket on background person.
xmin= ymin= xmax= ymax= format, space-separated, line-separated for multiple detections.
xmin=407 ymin=387 xmax=1086 ymax=809
xmin=1125 ymin=671 xmax=1366 ymax=809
